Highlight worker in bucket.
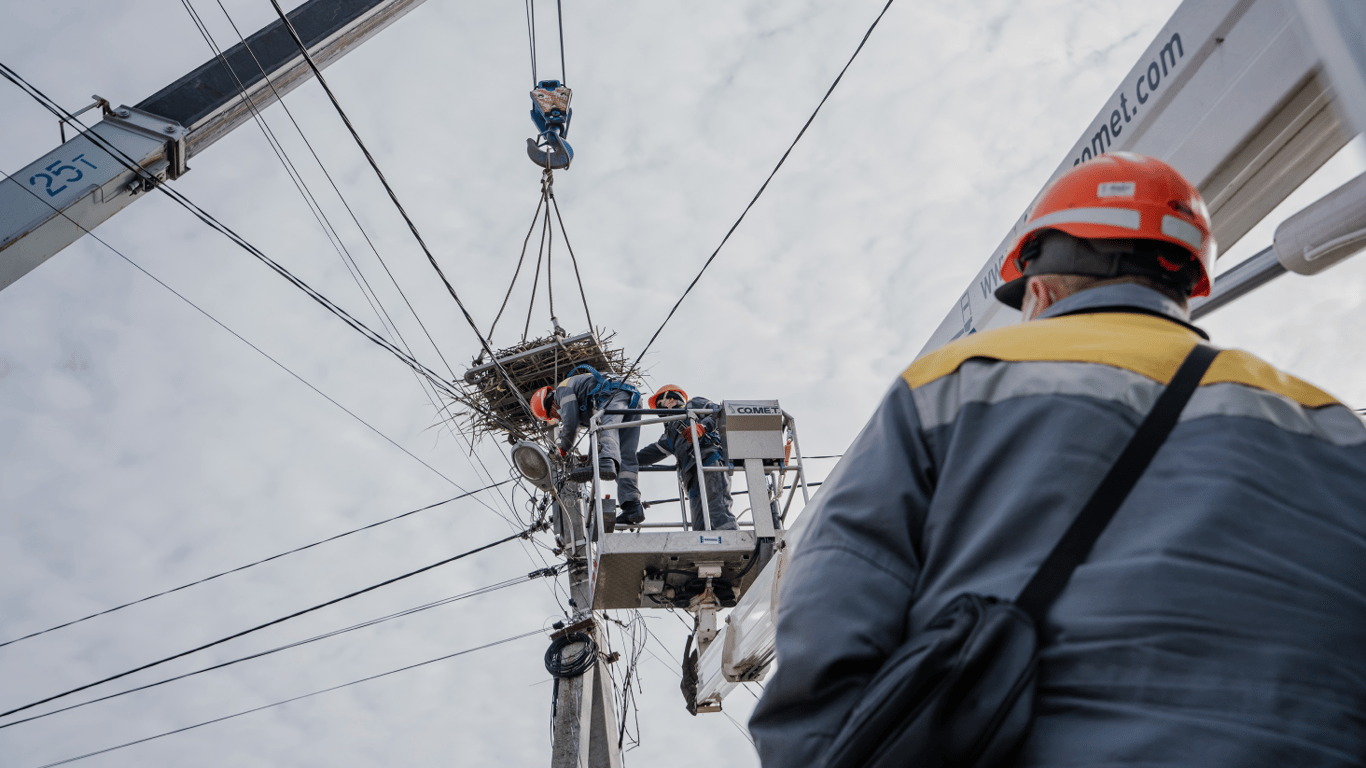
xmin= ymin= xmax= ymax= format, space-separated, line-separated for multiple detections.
xmin=531 ymin=365 xmax=644 ymax=523
xmin=635 ymin=385 xmax=737 ymax=531
xmin=750 ymin=153 xmax=1366 ymax=766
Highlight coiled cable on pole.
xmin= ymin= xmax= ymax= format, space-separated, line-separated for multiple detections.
xmin=545 ymin=632 xmax=597 ymax=678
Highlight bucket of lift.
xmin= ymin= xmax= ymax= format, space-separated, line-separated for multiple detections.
xmin=590 ymin=400 xmax=799 ymax=612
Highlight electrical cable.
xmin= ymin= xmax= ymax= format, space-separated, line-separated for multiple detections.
xmin=544 ymin=632 xmax=597 ymax=678
xmin=0 ymin=528 xmax=535 ymax=720
xmin=28 ymin=629 xmax=546 ymax=768
xmin=627 ymin=0 xmax=898 ymax=375
xmin=0 ymin=61 xmax=490 ymax=421
xmin=266 ymin=0 xmax=540 ymax=426
xmin=202 ymin=0 xmax=533 ymax=537
xmin=204 ymin=0 xmax=460 ymax=382
xmin=0 ymin=566 xmax=559 ymax=730
xmin=0 ymin=479 xmax=511 ymax=649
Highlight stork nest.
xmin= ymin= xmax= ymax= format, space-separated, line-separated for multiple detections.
xmin=452 ymin=330 xmax=638 ymax=442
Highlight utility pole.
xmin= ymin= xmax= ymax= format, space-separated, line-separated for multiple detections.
xmin=547 ymin=485 xmax=622 ymax=768
xmin=0 ymin=0 xmax=429 ymax=292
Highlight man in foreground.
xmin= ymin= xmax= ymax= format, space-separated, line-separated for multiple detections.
xmin=750 ymin=153 xmax=1366 ymax=766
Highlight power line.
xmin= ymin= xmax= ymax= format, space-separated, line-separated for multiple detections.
xmin=0 ymin=528 xmax=535 ymax=720
xmin=266 ymin=1 xmax=539 ymax=427
xmin=2 ymin=567 xmax=560 ymax=730
xmin=628 ymin=0 xmax=898 ymax=374
xmin=199 ymin=0 xmax=459 ymax=382
xmin=194 ymin=0 xmax=533 ymax=535
xmin=0 ymin=479 xmax=512 ymax=650
xmin=0 ymin=61 xmax=474 ymax=411
xmin=29 ymin=629 xmax=546 ymax=768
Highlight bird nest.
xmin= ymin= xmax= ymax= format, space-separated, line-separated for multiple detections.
xmin=453 ymin=330 xmax=637 ymax=442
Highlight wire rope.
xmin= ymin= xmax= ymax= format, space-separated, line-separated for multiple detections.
xmin=522 ymin=204 xmax=551 ymax=343
xmin=487 ymin=191 xmax=546 ymax=340
xmin=0 ymin=528 xmax=535 ymax=720
xmin=627 ymin=0 xmax=897 ymax=374
xmin=556 ymin=0 xmax=567 ymax=83
xmin=0 ymin=479 xmax=512 ymax=649
xmin=28 ymin=629 xmax=546 ymax=768
xmin=525 ymin=0 xmax=538 ymax=83
xmin=549 ymin=193 xmax=596 ymax=336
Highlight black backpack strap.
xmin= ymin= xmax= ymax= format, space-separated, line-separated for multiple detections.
xmin=1013 ymin=342 xmax=1220 ymax=625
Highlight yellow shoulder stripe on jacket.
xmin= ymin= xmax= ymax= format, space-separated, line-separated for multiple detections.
xmin=902 ymin=313 xmax=1339 ymax=408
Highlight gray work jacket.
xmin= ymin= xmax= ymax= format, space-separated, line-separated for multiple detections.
xmin=750 ymin=285 xmax=1366 ymax=767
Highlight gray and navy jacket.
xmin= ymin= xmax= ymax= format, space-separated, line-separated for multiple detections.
xmin=553 ymin=371 xmax=635 ymax=454
xmin=750 ymin=284 xmax=1366 ymax=767
xmin=636 ymin=396 xmax=723 ymax=482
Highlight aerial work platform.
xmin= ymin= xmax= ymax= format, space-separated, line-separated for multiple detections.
xmin=592 ymin=529 xmax=760 ymax=610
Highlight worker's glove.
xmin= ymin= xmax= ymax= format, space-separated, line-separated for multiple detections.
xmin=688 ymin=424 xmax=707 ymax=441
xmin=558 ymin=447 xmax=568 ymax=458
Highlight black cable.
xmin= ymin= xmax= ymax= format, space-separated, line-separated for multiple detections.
xmin=0 ymin=60 xmax=471 ymax=409
xmin=1 ymin=567 xmax=558 ymax=730
xmin=0 ymin=529 xmax=534 ymax=720
xmin=30 ymin=629 xmax=545 ymax=768
xmin=207 ymin=0 xmax=460 ymax=382
xmin=0 ymin=479 xmax=512 ymax=649
xmin=544 ymin=631 xmax=597 ymax=678
xmin=628 ymin=0 xmax=897 ymax=374
xmin=266 ymin=1 xmax=539 ymax=424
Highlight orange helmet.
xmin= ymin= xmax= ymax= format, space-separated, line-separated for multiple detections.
xmin=531 ymin=386 xmax=558 ymax=422
xmin=996 ymin=152 xmax=1216 ymax=309
xmin=649 ymin=385 xmax=688 ymax=409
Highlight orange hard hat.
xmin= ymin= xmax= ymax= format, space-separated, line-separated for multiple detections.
xmin=649 ymin=385 xmax=688 ymax=409
xmin=531 ymin=385 xmax=557 ymax=422
xmin=997 ymin=152 xmax=1216 ymax=309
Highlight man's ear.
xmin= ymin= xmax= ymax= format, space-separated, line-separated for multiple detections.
xmin=1023 ymin=276 xmax=1060 ymax=321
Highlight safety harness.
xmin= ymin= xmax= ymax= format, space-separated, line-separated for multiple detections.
xmin=566 ymin=364 xmax=641 ymax=410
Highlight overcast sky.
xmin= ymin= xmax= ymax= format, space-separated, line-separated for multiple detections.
xmin=3 ymin=1 xmax=1365 ymax=766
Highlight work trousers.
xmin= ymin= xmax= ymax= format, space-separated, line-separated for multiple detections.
xmin=686 ymin=464 xmax=737 ymax=531
xmin=597 ymin=390 xmax=641 ymax=504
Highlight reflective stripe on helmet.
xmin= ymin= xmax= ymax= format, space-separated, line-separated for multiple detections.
xmin=1029 ymin=206 xmax=1141 ymax=232
xmin=1161 ymin=214 xmax=1204 ymax=252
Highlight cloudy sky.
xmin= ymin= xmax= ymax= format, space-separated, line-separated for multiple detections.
xmin=3 ymin=1 xmax=1365 ymax=766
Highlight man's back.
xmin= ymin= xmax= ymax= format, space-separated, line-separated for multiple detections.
xmin=750 ymin=286 xmax=1366 ymax=767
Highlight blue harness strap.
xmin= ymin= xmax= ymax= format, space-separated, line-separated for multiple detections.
xmin=568 ymin=365 xmax=641 ymax=410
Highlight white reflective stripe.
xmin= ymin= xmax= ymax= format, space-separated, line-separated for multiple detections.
xmin=1029 ymin=206 xmax=1141 ymax=232
xmin=910 ymin=360 xmax=1366 ymax=447
xmin=1180 ymin=382 xmax=1366 ymax=446
xmin=1161 ymin=214 xmax=1204 ymax=252
xmin=911 ymin=359 xmax=1162 ymax=432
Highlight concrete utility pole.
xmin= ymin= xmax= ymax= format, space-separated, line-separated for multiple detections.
xmin=0 ymin=0 xmax=428 ymax=292
xmin=547 ymin=486 xmax=622 ymax=768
